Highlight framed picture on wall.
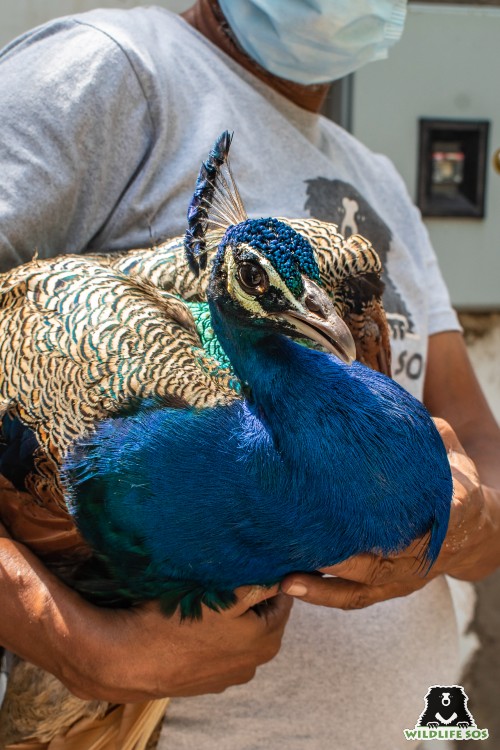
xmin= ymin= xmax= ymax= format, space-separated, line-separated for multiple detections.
xmin=417 ymin=118 xmax=490 ymax=218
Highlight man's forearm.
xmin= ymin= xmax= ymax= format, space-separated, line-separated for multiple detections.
xmin=459 ymin=428 xmax=500 ymax=491
xmin=0 ymin=531 xmax=81 ymax=686
xmin=442 ymin=416 xmax=500 ymax=580
xmin=0 ymin=524 xmax=292 ymax=702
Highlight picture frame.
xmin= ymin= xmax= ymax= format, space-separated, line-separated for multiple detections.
xmin=416 ymin=118 xmax=490 ymax=218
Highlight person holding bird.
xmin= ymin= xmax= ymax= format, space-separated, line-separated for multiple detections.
xmin=0 ymin=1 xmax=499 ymax=749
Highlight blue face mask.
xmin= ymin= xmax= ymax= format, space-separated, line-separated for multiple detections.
xmin=218 ymin=0 xmax=407 ymax=85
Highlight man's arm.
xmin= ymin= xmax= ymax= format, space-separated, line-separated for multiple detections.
xmin=281 ymin=331 xmax=500 ymax=607
xmin=423 ymin=331 xmax=500 ymax=580
xmin=424 ymin=331 xmax=500 ymax=490
xmin=0 ymin=523 xmax=291 ymax=701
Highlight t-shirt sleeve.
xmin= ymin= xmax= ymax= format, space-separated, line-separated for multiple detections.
xmin=407 ymin=202 xmax=462 ymax=336
xmin=369 ymin=149 xmax=462 ymax=338
xmin=0 ymin=18 xmax=153 ymax=270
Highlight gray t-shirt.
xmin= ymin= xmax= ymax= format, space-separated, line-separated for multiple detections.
xmin=0 ymin=8 xmax=462 ymax=749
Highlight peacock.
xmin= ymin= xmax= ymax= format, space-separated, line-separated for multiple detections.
xmin=0 ymin=132 xmax=452 ymax=749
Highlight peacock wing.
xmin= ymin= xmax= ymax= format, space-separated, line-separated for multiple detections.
xmin=86 ymin=235 xmax=211 ymax=302
xmin=284 ymin=217 xmax=392 ymax=376
xmin=0 ymin=254 xmax=236 ymax=555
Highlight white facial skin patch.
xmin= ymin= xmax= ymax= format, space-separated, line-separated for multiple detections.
xmin=225 ymin=244 xmax=305 ymax=318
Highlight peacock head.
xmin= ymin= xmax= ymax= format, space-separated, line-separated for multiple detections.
xmin=208 ymin=216 xmax=356 ymax=364
xmin=185 ymin=130 xmax=355 ymax=365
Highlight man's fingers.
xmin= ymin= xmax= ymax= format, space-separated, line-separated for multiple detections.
xmin=308 ymin=544 xmax=426 ymax=587
xmin=283 ymin=576 xmax=380 ymax=609
xmin=281 ymin=575 xmax=427 ymax=610
xmin=318 ymin=553 xmax=396 ymax=585
xmin=282 ymin=543 xmax=432 ymax=597
xmin=224 ymin=583 xmax=282 ymax=618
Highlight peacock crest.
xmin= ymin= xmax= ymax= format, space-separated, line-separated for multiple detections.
xmin=185 ymin=130 xmax=247 ymax=274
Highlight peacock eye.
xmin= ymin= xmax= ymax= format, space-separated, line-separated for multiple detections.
xmin=236 ymin=262 xmax=269 ymax=296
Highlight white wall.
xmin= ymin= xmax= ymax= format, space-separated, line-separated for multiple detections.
xmin=350 ymin=1 xmax=500 ymax=422
xmin=0 ymin=0 xmax=191 ymax=48
xmin=353 ymin=3 xmax=500 ymax=311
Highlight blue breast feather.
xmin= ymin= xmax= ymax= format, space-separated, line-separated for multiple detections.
xmin=64 ymin=332 xmax=452 ymax=600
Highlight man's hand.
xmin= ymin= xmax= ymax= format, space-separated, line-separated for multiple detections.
xmin=0 ymin=528 xmax=292 ymax=702
xmin=281 ymin=418 xmax=500 ymax=610
xmin=80 ymin=585 xmax=292 ymax=702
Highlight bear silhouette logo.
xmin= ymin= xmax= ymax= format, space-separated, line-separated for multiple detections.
xmin=417 ymin=686 xmax=475 ymax=729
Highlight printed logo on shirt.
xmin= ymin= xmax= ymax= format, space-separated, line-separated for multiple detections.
xmin=304 ymin=177 xmax=414 ymax=335
xmin=403 ymin=685 xmax=489 ymax=742
xmin=304 ymin=177 xmax=423 ymax=384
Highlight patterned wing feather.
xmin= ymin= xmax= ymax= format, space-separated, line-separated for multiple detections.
xmin=284 ymin=219 xmax=391 ymax=376
xmin=0 ymin=255 xmax=236 ymax=515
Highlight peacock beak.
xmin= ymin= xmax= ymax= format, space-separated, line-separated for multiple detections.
xmin=278 ymin=278 xmax=356 ymax=365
